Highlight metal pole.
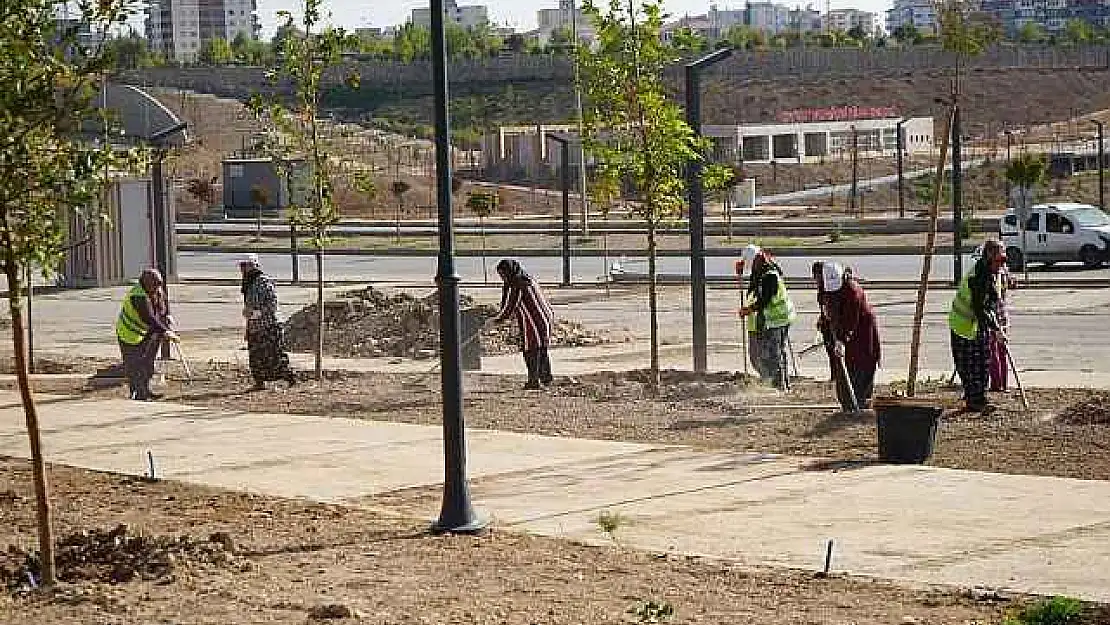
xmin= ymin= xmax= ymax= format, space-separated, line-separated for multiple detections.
xmin=685 ymin=48 xmax=732 ymax=375
xmin=896 ymin=119 xmax=906 ymax=219
xmin=289 ymin=220 xmax=300 ymax=284
xmin=569 ymin=0 xmax=589 ymax=235
xmin=547 ymin=134 xmax=572 ymax=286
xmin=431 ymin=0 xmax=486 ymax=535
xmin=849 ymin=126 xmax=859 ymax=212
xmin=952 ymin=105 xmax=963 ymax=285
xmin=1005 ymin=131 xmax=1012 ymax=204
xmin=151 ymin=153 xmax=171 ymax=360
xmin=1095 ymin=120 xmax=1105 ymax=211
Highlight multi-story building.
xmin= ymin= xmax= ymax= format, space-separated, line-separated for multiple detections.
xmin=411 ymin=0 xmax=489 ymax=30
xmin=823 ymin=8 xmax=879 ymax=34
xmin=54 ymin=17 xmax=107 ymax=50
xmin=980 ymin=0 xmax=1110 ymax=36
xmin=885 ymin=0 xmax=939 ymax=35
xmin=535 ymin=0 xmax=595 ymax=45
xmin=145 ymin=0 xmax=258 ymax=64
xmin=746 ymin=1 xmax=795 ymax=33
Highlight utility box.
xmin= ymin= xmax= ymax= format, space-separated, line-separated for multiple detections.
xmin=62 ymin=176 xmax=177 ymax=288
xmin=222 ymin=157 xmax=310 ymax=219
xmin=459 ymin=308 xmax=484 ymax=371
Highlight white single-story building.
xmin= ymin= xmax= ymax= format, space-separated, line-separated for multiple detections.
xmin=481 ymin=115 xmax=934 ymax=178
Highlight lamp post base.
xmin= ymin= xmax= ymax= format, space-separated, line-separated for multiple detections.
xmin=432 ymin=510 xmax=490 ymax=535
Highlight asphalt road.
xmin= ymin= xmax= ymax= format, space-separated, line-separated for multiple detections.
xmin=177 ymin=250 xmax=1110 ymax=284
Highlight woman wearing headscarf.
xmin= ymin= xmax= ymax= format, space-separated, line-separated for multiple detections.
xmin=820 ymin=261 xmax=881 ymax=410
xmin=239 ymin=254 xmax=296 ymax=391
xmin=492 ymin=259 xmax=555 ymax=390
xmin=736 ymin=244 xmax=796 ymax=389
xmin=115 ymin=268 xmax=178 ymax=401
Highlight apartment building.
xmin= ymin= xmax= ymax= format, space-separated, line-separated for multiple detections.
xmin=885 ymin=0 xmax=939 ymax=35
xmin=145 ymin=0 xmax=257 ymax=63
xmin=535 ymin=0 xmax=595 ymax=45
xmin=980 ymin=0 xmax=1110 ymax=35
xmin=411 ymin=0 xmax=489 ymax=30
xmin=823 ymin=8 xmax=879 ymax=34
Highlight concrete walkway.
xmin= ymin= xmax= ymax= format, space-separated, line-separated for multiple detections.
xmin=1 ymin=390 xmax=1109 ymax=602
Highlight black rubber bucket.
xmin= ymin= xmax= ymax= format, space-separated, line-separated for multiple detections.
xmin=873 ymin=398 xmax=943 ymax=464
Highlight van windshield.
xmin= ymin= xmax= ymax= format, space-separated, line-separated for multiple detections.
xmin=1068 ymin=207 xmax=1110 ymax=227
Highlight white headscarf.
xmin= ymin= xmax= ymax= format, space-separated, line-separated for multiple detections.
xmin=822 ymin=261 xmax=845 ymax=292
xmin=742 ymin=244 xmax=761 ymax=265
xmin=240 ymin=253 xmax=261 ymax=269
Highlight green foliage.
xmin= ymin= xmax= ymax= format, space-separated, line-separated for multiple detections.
xmin=628 ymin=599 xmax=674 ymax=623
xmin=1004 ymin=597 xmax=1084 ymax=625
xmin=577 ymin=0 xmax=706 ymax=228
xmin=104 ymin=33 xmax=164 ymax=69
xmin=466 ymin=190 xmax=498 ymax=217
xmin=249 ymin=0 xmax=362 ymax=250
xmin=1005 ymin=153 xmax=1047 ymax=187
xmin=0 ymin=0 xmax=146 ymax=285
xmin=937 ymin=0 xmax=1002 ymax=57
xmin=199 ymin=37 xmax=233 ymax=65
xmin=1017 ymin=21 xmax=1047 ymax=44
xmin=596 ymin=510 xmax=627 ymax=539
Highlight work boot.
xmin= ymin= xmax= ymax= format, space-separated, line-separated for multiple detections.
xmin=248 ymin=381 xmax=267 ymax=392
xmin=286 ymin=372 xmax=298 ymax=387
xmin=523 ymin=380 xmax=542 ymax=391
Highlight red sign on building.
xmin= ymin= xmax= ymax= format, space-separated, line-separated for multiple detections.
xmin=776 ymin=106 xmax=901 ymax=124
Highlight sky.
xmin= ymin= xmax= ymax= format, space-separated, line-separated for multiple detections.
xmin=248 ymin=0 xmax=893 ymax=38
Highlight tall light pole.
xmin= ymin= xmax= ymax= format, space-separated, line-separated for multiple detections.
xmin=1093 ymin=120 xmax=1105 ymax=211
xmin=546 ymin=132 xmax=573 ymax=286
xmin=896 ymin=118 xmax=907 ymax=219
xmin=568 ymin=0 xmax=590 ymax=235
xmin=430 ymin=0 xmax=486 ymax=535
xmin=686 ymin=47 xmax=732 ymax=374
xmin=1004 ymin=128 xmax=1013 ymax=204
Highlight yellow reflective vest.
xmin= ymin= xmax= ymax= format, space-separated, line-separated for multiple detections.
xmin=948 ymin=267 xmax=982 ymax=340
xmin=116 ymin=285 xmax=150 ymax=345
xmin=746 ymin=268 xmax=797 ymax=333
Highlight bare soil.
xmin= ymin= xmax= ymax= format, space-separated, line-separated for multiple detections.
xmin=0 ymin=456 xmax=1054 ymax=624
xmin=15 ymin=362 xmax=1110 ymax=482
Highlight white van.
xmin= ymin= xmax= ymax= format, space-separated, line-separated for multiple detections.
xmin=999 ymin=202 xmax=1110 ymax=270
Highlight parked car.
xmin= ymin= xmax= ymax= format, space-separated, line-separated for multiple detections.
xmin=999 ymin=202 xmax=1110 ymax=270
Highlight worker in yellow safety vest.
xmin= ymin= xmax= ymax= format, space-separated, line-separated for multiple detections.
xmin=736 ymin=244 xmax=797 ymax=389
xmin=948 ymin=239 xmax=1006 ymax=412
xmin=116 ymin=268 xmax=179 ymax=401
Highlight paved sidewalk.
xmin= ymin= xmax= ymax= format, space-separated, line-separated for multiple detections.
xmin=1 ymin=391 xmax=1109 ymax=601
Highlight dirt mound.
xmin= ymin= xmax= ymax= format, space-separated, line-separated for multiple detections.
xmin=284 ymin=286 xmax=619 ymax=359
xmin=1055 ymin=400 xmax=1110 ymax=426
xmin=554 ymin=369 xmax=758 ymax=402
xmin=0 ymin=525 xmax=239 ymax=591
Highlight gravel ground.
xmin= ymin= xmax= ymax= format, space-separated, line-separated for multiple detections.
xmin=13 ymin=361 xmax=1110 ymax=482
xmin=0 ymin=457 xmax=1056 ymax=625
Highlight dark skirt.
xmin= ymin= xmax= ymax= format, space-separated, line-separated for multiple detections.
xmin=119 ymin=334 xmax=160 ymax=399
xmin=247 ymin=323 xmax=293 ymax=383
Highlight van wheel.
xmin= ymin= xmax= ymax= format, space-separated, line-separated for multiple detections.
xmin=1005 ymin=247 xmax=1023 ymax=272
xmin=1080 ymin=245 xmax=1103 ymax=269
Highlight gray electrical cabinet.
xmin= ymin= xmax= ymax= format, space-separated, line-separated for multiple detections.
xmin=222 ymin=157 xmax=310 ymax=218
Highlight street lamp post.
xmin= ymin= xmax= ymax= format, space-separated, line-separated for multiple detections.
xmin=896 ymin=118 xmax=907 ymax=219
xmin=685 ymin=48 xmax=732 ymax=375
xmin=1093 ymin=120 xmax=1105 ymax=211
xmin=430 ymin=0 xmax=486 ymax=535
xmin=1004 ymin=129 xmax=1013 ymax=205
xmin=546 ymin=132 xmax=572 ymax=287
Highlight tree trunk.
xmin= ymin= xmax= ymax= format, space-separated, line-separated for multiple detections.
xmin=314 ymin=248 xmax=324 ymax=381
xmin=907 ymin=106 xmax=956 ymax=397
xmin=4 ymin=264 xmax=55 ymax=586
xmin=647 ymin=215 xmax=660 ymax=392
